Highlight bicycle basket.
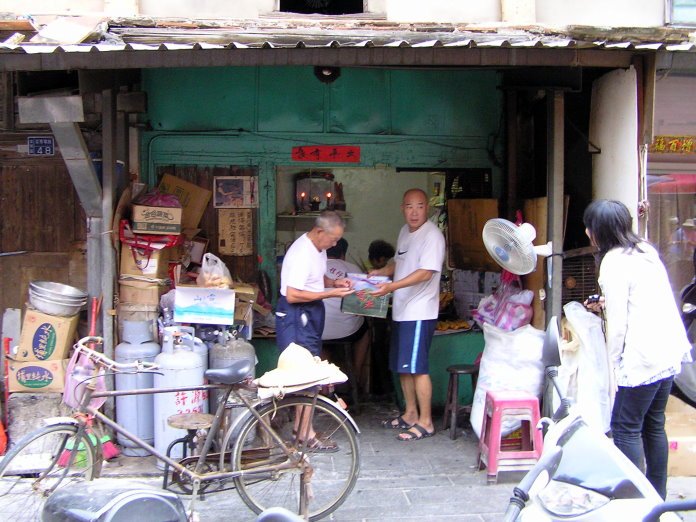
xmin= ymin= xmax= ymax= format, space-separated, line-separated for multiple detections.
xmin=63 ymin=347 xmax=107 ymax=410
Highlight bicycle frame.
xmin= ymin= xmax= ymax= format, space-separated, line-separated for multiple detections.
xmin=75 ymin=380 xmax=312 ymax=488
xmin=51 ymin=337 xmax=361 ymax=519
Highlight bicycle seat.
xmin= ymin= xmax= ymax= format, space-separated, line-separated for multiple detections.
xmin=205 ymin=359 xmax=254 ymax=385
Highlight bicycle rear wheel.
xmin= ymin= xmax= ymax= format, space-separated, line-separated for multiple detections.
xmin=232 ymin=396 xmax=360 ymax=521
xmin=0 ymin=423 xmax=99 ymax=521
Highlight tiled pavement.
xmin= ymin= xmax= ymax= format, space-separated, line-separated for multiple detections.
xmin=5 ymin=400 xmax=696 ymax=521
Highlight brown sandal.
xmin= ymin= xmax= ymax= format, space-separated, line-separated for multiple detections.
xmin=299 ymin=436 xmax=339 ymax=453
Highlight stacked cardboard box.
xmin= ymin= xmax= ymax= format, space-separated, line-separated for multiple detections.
xmin=7 ymin=307 xmax=78 ymax=393
xmin=119 ymin=176 xmax=212 ymax=309
xmin=119 ymin=245 xmax=172 ymax=306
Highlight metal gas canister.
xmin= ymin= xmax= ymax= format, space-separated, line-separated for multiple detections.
xmin=153 ymin=326 xmax=207 ymax=463
xmin=115 ymin=320 xmax=161 ymax=456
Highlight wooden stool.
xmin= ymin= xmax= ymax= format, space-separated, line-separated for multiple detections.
xmin=323 ymin=340 xmax=360 ymax=413
xmin=442 ymin=364 xmax=479 ymax=440
xmin=162 ymin=412 xmax=214 ymax=489
xmin=477 ymin=390 xmax=543 ymax=484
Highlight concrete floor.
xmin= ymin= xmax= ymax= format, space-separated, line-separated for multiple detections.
xmin=3 ymin=399 xmax=696 ymax=521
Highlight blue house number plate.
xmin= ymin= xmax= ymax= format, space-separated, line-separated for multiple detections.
xmin=28 ymin=136 xmax=55 ymax=156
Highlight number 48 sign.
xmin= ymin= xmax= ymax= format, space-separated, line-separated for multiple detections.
xmin=27 ymin=136 xmax=55 ymax=156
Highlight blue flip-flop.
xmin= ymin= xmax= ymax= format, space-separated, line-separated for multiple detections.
xmin=382 ymin=415 xmax=413 ymax=430
xmin=396 ymin=424 xmax=435 ymax=441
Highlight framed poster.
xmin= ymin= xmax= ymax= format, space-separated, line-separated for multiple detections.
xmin=214 ymin=176 xmax=258 ymax=208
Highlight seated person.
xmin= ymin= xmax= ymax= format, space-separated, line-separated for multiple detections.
xmin=322 ymin=238 xmax=370 ymax=394
xmin=367 ymin=239 xmax=395 ymax=270
xmin=366 ymin=239 xmax=395 ymax=396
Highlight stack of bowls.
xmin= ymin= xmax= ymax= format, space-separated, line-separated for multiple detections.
xmin=29 ymin=281 xmax=88 ymax=317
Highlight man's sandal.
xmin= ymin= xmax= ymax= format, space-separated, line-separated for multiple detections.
xmin=396 ymin=424 xmax=435 ymax=442
xmin=381 ymin=415 xmax=413 ymax=430
xmin=300 ymin=436 xmax=339 ymax=453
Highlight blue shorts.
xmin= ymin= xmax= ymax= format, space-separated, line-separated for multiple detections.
xmin=389 ymin=319 xmax=436 ymax=374
xmin=275 ymin=296 xmax=325 ymax=356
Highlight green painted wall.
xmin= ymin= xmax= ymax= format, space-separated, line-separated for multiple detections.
xmin=141 ymin=66 xmax=503 ymax=283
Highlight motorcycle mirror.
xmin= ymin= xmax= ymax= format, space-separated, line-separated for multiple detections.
xmin=542 ymin=316 xmax=562 ymax=368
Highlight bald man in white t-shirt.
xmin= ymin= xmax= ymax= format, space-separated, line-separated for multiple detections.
xmin=370 ymin=188 xmax=445 ymax=442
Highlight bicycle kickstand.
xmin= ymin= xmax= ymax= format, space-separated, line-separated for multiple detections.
xmin=186 ymin=479 xmax=202 ymax=522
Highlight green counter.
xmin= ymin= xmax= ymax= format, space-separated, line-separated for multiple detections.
xmin=251 ymin=337 xmax=280 ymax=378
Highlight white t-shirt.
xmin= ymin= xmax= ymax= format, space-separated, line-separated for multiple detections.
xmin=280 ymin=233 xmax=326 ymax=296
xmin=392 ymin=220 xmax=446 ymax=322
xmin=322 ymin=258 xmax=365 ymax=340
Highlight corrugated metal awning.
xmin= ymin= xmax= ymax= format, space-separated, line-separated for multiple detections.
xmin=1 ymin=16 xmax=696 ymax=71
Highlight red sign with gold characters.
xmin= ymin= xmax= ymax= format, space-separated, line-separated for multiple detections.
xmin=292 ymin=145 xmax=360 ymax=163
xmin=649 ymin=136 xmax=696 ymax=154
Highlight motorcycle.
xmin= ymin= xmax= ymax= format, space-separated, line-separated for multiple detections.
xmin=503 ymin=317 xmax=696 ymax=522
xmin=672 ymin=262 xmax=696 ymax=408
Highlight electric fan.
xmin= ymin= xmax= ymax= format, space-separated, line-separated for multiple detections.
xmin=482 ymin=218 xmax=553 ymax=275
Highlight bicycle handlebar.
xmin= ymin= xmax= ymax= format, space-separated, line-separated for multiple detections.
xmin=74 ymin=336 xmax=159 ymax=372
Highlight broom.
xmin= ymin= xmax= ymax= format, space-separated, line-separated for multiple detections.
xmin=86 ymin=296 xmax=120 ymax=460
xmin=57 ymin=432 xmax=98 ymax=468
xmin=59 ymin=297 xmax=120 ymax=464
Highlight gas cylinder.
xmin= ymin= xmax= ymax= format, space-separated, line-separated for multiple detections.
xmin=115 ymin=321 xmax=161 ymax=457
xmin=177 ymin=326 xmax=208 ymax=371
xmin=154 ymin=326 xmax=207 ymax=463
xmin=209 ymin=330 xmax=256 ymax=441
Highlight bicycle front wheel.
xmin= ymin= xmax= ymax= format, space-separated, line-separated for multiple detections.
xmin=0 ymin=423 xmax=99 ymax=521
xmin=232 ymin=396 xmax=360 ymax=521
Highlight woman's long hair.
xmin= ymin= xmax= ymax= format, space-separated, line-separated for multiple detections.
xmin=583 ymin=199 xmax=644 ymax=261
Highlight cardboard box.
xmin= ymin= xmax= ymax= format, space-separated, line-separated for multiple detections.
xmin=235 ymin=298 xmax=254 ymax=340
xmin=14 ymin=308 xmax=79 ymax=361
xmin=174 ymin=286 xmax=236 ymax=325
xmin=447 ymin=198 xmax=500 ymax=272
xmin=665 ymin=395 xmax=696 ymax=476
xmin=119 ymin=279 xmax=169 ymax=306
xmin=131 ymin=204 xmax=182 ymax=235
xmin=341 ymin=273 xmax=391 ymax=319
xmin=158 ymin=174 xmax=212 ymax=230
xmin=8 ymin=359 xmax=68 ymax=393
xmin=120 ymin=246 xmax=170 ymax=280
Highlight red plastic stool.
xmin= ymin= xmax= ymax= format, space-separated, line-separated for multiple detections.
xmin=477 ymin=390 xmax=543 ymax=484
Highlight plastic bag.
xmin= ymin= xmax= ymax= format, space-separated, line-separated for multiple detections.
xmin=63 ymin=347 xmax=107 ymax=410
xmin=473 ymin=277 xmax=534 ymax=331
xmin=134 ymin=189 xmax=181 ymax=208
xmin=196 ymin=253 xmax=232 ymax=288
xmin=561 ymin=301 xmax=613 ymax=432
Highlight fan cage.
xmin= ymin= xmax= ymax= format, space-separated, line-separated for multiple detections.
xmin=483 ymin=219 xmax=536 ymax=275
xmin=562 ymin=248 xmax=598 ymax=306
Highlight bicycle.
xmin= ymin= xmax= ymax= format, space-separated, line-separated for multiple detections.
xmin=0 ymin=336 xmax=361 ymax=521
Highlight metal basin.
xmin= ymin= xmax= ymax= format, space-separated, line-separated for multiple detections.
xmin=28 ymin=281 xmax=87 ymax=316
xmin=29 ymin=286 xmax=86 ymax=304
xmin=29 ymin=293 xmax=84 ymax=317
xmin=29 ymin=281 xmax=87 ymax=300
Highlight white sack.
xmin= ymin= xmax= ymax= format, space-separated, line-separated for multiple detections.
xmin=562 ymin=301 xmax=613 ymax=433
xmin=470 ymin=323 xmax=545 ymax=439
